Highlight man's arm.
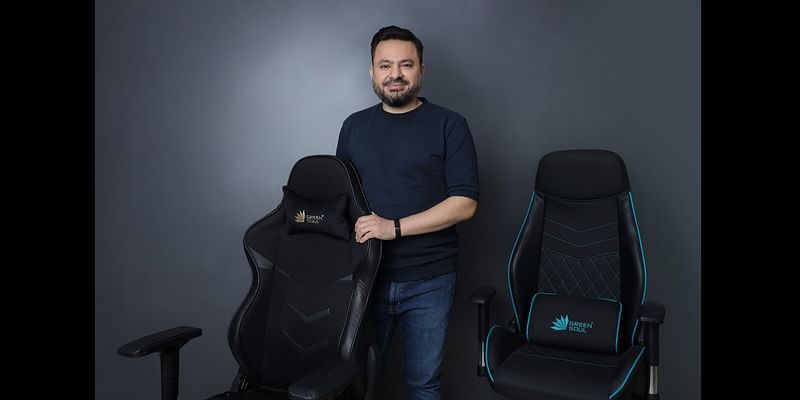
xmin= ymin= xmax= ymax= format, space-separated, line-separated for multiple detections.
xmin=354 ymin=196 xmax=477 ymax=243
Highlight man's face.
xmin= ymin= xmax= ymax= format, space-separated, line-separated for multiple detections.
xmin=370 ymin=39 xmax=424 ymax=108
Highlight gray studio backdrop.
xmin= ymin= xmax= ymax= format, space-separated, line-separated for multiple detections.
xmin=95 ymin=0 xmax=700 ymax=399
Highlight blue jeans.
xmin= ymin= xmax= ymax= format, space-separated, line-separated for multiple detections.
xmin=373 ymin=271 xmax=457 ymax=400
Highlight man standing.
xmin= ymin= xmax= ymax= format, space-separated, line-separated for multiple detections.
xmin=336 ymin=25 xmax=479 ymax=400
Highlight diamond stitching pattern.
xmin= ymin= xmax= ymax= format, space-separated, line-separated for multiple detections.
xmin=539 ymin=247 xmax=620 ymax=300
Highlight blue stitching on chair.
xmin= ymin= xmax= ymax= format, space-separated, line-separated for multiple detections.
xmin=485 ymin=325 xmax=501 ymax=383
xmin=609 ymin=347 xmax=645 ymax=399
xmin=595 ymin=297 xmax=618 ymax=302
xmin=615 ymin=303 xmax=623 ymax=353
xmin=628 ymin=192 xmax=648 ymax=345
xmin=508 ymin=191 xmax=537 ymax=330
xmin=520 ymin=352 xmax=616 ymax=368
xmin=525 ymin=293 xmax=543 ymax=342
xmin=628 ymin=192 xmax=648 ymax=304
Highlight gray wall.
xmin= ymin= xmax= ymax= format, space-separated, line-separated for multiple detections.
xmin=95 ymin=1 xmax=700 ymax=399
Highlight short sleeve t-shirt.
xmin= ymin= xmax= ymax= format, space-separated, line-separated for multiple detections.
xmin=336 ymin=98 xmax=479 ymax=281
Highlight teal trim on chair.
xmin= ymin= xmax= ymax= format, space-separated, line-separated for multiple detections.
xmin=507 ymin=191 xmax=537 ymax=330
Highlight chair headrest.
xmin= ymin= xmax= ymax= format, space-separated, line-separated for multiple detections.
xmin=284 ymin=154 xmax=370 ymax=226
xmin=287 ymin=155 xmax=357 ymax=199
xmin=535 ymin=149 xmax=630 ymax=200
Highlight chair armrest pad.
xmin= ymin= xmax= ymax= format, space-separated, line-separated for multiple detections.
xmin=117 ymin=326 xmax=202 ymax=358
xmin=469 ymin=287 xmax=496 ymax=305
xmin=639 ymin=301 xmax=665 ymax=324
xmin=288 ymin=359 xmax=363 ymax=400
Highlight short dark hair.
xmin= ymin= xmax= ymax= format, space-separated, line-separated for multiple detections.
xmin=370 ymin=25 xmax=424 ymax=64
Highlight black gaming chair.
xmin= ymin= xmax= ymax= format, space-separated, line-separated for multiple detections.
xmin=118 ymin=155 xmax=382 ymax=400
xmin=469 ymin=149 xmax=665 ymax=400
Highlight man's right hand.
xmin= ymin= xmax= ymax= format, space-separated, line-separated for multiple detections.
xmin=354 ymin=212 xmax=397 ymax=243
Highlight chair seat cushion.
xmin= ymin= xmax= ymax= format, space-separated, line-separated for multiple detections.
xmin=492 ymin=343 xmax=645 ymax=400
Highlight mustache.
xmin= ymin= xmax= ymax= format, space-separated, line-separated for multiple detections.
xmin=384 ymin=78 xmax=409 ymax=86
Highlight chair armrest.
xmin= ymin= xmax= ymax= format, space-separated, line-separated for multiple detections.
xmin=639 ymin=301 xmax=665 ymax=324
xmin=117 ymin=326 xmax=202 ymax=400
xmin=288 ymin=359 xmax=364 ymax=400
xmin=469 ymin=287 xmax=496 ymax=305
xmin=638 ymin=301 xmax=665 ymax=370
xmin=469 ymin=287 xmax=496 ymax=377
xmin=117 ymin=326 xmax=202 ymax=358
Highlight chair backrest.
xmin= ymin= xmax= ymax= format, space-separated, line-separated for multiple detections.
xmin=507 ymin=149 xmax=646 ymax=352
xmin=227 ymin=155 xmax=381 ymax=389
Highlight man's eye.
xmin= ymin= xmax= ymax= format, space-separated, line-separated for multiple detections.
xmin=402 ymin=64 xmax=412 ymax=68
xmin=380 ymin=65 xmax=390 ymax=69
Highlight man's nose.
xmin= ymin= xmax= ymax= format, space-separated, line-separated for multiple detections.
xmin=389 ymin=65 xmax=403 ymax=79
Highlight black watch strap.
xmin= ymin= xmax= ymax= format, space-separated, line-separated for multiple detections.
xmin=394 ymin=218 xmax=401 ymax=239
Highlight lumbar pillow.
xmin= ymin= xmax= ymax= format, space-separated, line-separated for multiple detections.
xmin=282 ymin=186 xmax=350 ymax=241
xmin=525 ymin=293 xmax=623 ymax=354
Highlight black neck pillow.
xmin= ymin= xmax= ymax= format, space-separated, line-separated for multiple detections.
xmin=525 ymin=293 xmax=623 ymax=354
xmin=282 ymin=186 xmax=350 ymax=241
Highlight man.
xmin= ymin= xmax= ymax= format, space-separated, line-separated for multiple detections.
xmin=335 ymin=25 xmax=479 ymax=400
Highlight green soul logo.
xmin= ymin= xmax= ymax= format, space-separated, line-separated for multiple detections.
xmin=294 ymin=210 xmax=324 ymax=224
xmin=551 ymin=314 xmax=594 ymax=334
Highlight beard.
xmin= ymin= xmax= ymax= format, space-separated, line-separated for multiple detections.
xmin=372 ymin=76 xmax=423 ymax=108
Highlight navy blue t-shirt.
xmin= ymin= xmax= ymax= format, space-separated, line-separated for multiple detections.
xmin=336 ymin=98 xmax=479 ymax=281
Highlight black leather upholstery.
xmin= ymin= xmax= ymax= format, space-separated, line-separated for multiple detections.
xmin=119 ymin=155 xmax=382 ymax=400
xmin=491 ymin=343 xmax=645 ymax=400
xmin=473 ymin=149 xmax=664 ymax=400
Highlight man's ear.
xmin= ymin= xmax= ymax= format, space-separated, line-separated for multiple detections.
xmin=369 ymin=65 xmax=373 ymax=80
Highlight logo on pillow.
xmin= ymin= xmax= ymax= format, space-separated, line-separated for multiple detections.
xmin=293 ymin=210 xmax=325 ymax=224
xmin=282 ymin=186 xmax=350 ymax=241
xmin=551 ymin=315 xmax=569 ymax=331
xmin=550 ymin=314 xmax=594 ymax=334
